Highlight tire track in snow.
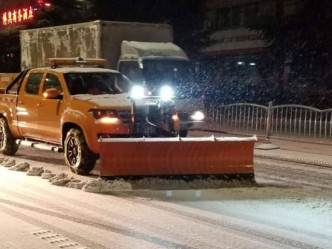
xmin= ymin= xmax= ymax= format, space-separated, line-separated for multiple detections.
xmin=0 ymin=170 xmax=326 ymax=249
xmin=0 ymin=178 xmax=217 ymax=249
xmin=0 ymin=173 xmax=302 ymax=249
xmin=0 ymin=198 xmax=196 ymax=249
xmin=0 ymin=200 xmax=107 ymax=249
xmin=1 ymin=150 xmax=331 ymax=248
xmin=114 ymin=195 xmax=327 ymax=249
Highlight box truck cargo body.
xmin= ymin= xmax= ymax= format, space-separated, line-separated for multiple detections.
xmin=20 ymin=20 xmax=173 ymax=70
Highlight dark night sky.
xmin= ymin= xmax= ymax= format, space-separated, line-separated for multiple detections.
xmin=0 ymin=0 xmax=36 ymax=11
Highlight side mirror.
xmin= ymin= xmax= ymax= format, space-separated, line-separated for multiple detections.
xmin=43 ymin=88 xmax=62 ymax=99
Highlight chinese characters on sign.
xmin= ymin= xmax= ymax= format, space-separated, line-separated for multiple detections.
xmin=2 ymin=6 xmax=34 ymax=26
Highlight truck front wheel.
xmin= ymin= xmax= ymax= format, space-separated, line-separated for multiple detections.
xmin=64 ymin=128 xmax=97 ymax=175
xmin=0 ymin=117 xmax=19 ymax=155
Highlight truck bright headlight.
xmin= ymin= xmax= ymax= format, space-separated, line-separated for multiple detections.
xmin=90 ymin=109 xmax=119 ymax=124
xmin=191 ymin=111 xmax=205 ymax=121
xmin=130 ymin=85 xmax=145 ymax=99
xmin=160 ymin=86 xmax=174 ymax=100
xmin=99 ymin=117 xmax=119 ymax=124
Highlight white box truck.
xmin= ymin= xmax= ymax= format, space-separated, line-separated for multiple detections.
xmin=20 ymin=20 xmax=205 ymax=136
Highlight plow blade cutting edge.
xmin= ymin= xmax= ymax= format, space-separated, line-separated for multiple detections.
xmin=98 ymin=136 xmax=257 ymax=180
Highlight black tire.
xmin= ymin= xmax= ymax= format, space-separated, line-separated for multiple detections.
xmin=0 ymin=117 xmax=19 ymax=155
xmin=64 ymin=128 xmax=97 ymax=175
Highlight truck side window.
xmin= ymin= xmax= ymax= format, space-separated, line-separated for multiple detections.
xmin=44 ymin=73 xmax=62 ymax=91
xmin=25 ymin=73 xmax=43 ymax=95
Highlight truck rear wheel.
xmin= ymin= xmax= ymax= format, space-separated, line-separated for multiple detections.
xmin=0 ymin=117 xmax=19 ymax=155
xmin=64 ymin=128 xmax=97 ymax=175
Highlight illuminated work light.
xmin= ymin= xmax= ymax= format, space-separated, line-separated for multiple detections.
xmin=159 ymin=86 xmax=174 ymax=101
xmin=130 ymin=85 xmax=145 ymax=99
xmin=191 ymin=111 xmax=205 ymax=121
xmin=172 ymin=113 xmax=179 ymax=121
xmin=99 ymin=117 xmax=119 ymax=124
xmin=89 ymin=109 xmax=119 ymax=124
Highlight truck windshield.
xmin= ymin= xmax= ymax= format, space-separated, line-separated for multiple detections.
xmin=64 ymin=72 xmax=131 ymax=95
xmin=142 ymin=59 xmax=200 ymax=98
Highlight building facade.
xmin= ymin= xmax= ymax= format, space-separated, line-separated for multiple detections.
xmin=200 ymin=0 xmax=302 ymax=105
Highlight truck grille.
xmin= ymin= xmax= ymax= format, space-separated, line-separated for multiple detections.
xmin=117 ymin=110 xmax=131 ymax=124
xmin=178 ymin=112 xmax=189 ymax=121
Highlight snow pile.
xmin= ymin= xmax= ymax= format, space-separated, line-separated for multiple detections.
xmin=41 ymin=170 xmax=55 ymax=179
xmin=0 ymin=157 xmax=120 ymax=193
xmin=0 ymin=156 xmax=256 ymax=193
xmin=27 ymin=167 xmax=44 ymax=176
xmin=83 ymin=179 xmax=132 ymax=193
xmin=0 ymin=158 xmax=31 ymax=171
xmin=82 ymin=179 xmax=103 ymax=193
xmin=129 ymin=177 xmax=256 ymax=190
xmin=1 ymin=158 xmax=16 ymax=167
xmin=108 ymin=179 xmax=133 ymax=191
xmin=41 ymin=170 xmax=86 ymax=189
xmin=67 ymin=179 xmax=87 ymax=189
xmin=9 ymin=162 xmax=30 ymax=172
xmin=49 ymin=173 xmax=71 ymax=186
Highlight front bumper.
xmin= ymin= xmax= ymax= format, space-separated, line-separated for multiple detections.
xmin=180 ymin=120 xmax=205 ymax=130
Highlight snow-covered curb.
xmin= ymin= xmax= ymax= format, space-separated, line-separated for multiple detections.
xmin=0 ymin=156 xmax=133 ymax=193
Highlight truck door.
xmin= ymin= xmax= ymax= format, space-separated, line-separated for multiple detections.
xmin=37 ymin=73 xmax=64 ymax=144
xmin=17 ymin=72 xmax=45 ymax=139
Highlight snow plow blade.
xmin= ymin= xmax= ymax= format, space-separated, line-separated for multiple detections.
xmin=99 ymin=136 xmax=257 ymax=180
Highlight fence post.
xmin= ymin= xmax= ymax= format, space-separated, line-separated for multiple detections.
xmin=266 ymin=101 xmax=273 ymax=140
xmin=256 ymin=101 xmax=279 ymax=150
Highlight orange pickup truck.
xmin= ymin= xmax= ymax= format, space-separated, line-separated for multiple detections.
xmin=0 ymin=58 xmax=179 ymax=174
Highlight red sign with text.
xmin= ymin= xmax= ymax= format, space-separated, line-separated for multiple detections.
xmin=2 ymin=6 xmax=34 ymax=26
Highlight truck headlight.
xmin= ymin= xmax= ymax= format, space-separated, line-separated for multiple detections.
xmin=130 ymin=85 xmax=145 ymax=99
xmin=191 ymin=111 xmax=205 ymax=121
xmin=160 ymin=86 xmax=174 ymax=101
xmin=89 ymin=109 xmax=119 ymax=124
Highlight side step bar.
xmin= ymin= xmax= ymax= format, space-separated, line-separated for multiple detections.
xmin=17 ymin=139 xmax=63 ymax=152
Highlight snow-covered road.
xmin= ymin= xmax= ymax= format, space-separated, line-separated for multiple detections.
xmin=0 ymin=142 xmax=331 ymax=248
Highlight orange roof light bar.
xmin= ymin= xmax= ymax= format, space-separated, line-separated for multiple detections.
xmin=46 ymin=57 xmax=107 ymax=67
